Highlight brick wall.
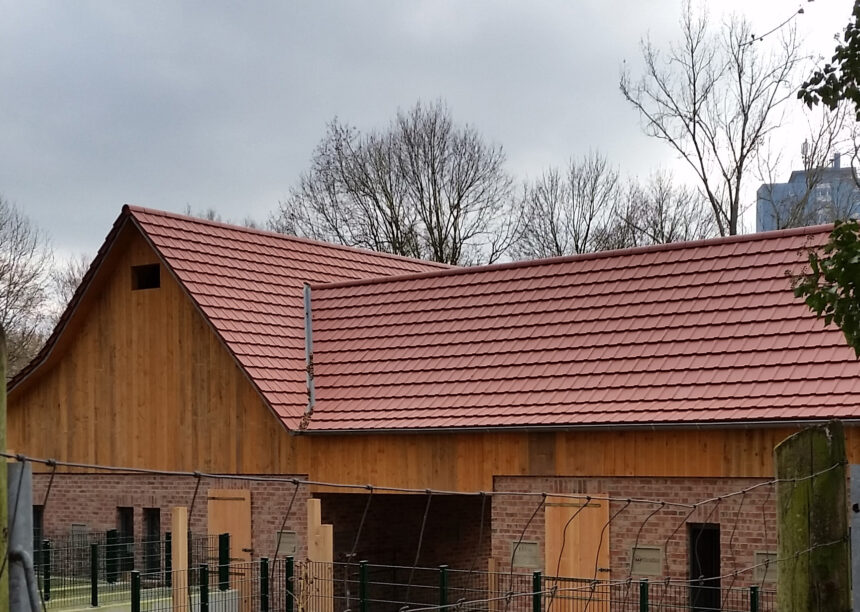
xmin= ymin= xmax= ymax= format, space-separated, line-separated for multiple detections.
xmin=33 ymin=473 xmax=311 ymax=561
xmin=31 ymin=472 xmax=779 ymax=588
xmin=492 ymin=476 xmax=777 ymax=587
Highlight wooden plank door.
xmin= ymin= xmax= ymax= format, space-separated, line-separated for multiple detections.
xmin=208 ymin=489 xmax=252 ymax=611
xmin=545 ymin=495 xmax=611 ymax=611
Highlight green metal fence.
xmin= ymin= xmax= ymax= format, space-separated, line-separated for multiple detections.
xmin=34 ymin=532 xmax=219 ymax=608
xmin=301 ymin=562 xmax=774 ymax=612
xmin=30 ymin=551 xmax=776 ymax=611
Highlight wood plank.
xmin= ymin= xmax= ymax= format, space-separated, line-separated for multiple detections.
xmin=171 ymin=507 xmax=188 ymax=612
xmin=544 ymin=495 xmax=609 ymax=579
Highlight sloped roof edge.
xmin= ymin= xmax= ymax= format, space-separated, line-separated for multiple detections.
xmin=127 ymin=205 xmax=452 ymax=271
xmin=8 ymin=204 xmax=450 ymax=397
xmin=124 ymin=209 xmax=292 ymax=433
xmin=8 ymin=208 xmax=133 ymax=393
xmin=309 ymin=223 xmax=831 ymax=292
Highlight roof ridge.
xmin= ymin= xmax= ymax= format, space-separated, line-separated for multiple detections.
xmin=310 ymin=223 xmax=832 ymax=292
xmin=123 ymin=204 xmax=453 ymax=270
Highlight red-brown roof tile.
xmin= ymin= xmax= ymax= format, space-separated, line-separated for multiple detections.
xmin=124 ymin=206 xmax=450 ymax=429
xmin=306 ymin=224 xmax=860 ymax=430
xmin=10 ymin=206 xmax=449 ymax=430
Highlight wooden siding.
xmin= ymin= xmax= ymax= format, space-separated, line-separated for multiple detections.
xmin=8 ymin=224 xmax=288 ymax=473
xmin=7 ymin=224 xmax=856 ymax=490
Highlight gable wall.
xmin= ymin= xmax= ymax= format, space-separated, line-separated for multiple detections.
xmin=8 ymin=224 xmax=291 ymax=473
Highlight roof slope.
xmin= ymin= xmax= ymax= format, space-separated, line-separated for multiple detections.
xmin=307 ymin=225 xmax=860 ymax=431
xmin=12 ymin=205 xmax=448 ymax=429
xmin=128 ymin=207 xmax=449 ymax=428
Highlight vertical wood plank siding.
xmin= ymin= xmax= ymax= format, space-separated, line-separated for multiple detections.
xmin=8 ymin=225 xmax=853 ymax=490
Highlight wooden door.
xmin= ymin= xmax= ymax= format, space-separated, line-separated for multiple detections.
xmin=545 ymin=495 xmax=611 ymax=611
xmin=208 ymin=489 xmax=252 ymax=610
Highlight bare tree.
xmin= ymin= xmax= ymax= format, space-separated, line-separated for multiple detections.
xmin=0 ymin=196 xmax=53 ymax=379
xmin=620 ymin=2 xmax=802 ymax=235
xmin=49 ymin=253 xmax=91 ymax=325
xmin=182 ymin=205 xmax=261 ymax=229
xmin=183 ymin=205 xmax=222 ymax=222
xmin=614 ymin=171 xmax=717 ymax=245
xmin=270 ymin=100 xmax=519 ymax=265
xmin=757 ymin=102 xmax=855 ymax=230
xmin=515 ymin=152 xmax=621 ymax=258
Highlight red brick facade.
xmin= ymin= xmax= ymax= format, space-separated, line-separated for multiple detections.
xmin=33 ymin=473 xmax=311 ymax=561
xmin=33 ymin=472 xmax=778 ymax=587
xmin=492 ymin=476 xmax=777 ymax=587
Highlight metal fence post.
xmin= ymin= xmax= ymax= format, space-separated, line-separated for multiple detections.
xmin=42 ymin=540 xmax=51 ymax=601
xmin=106 ymin=528 xmax=118 ymax=583
xmin=261 ymin=557 xmax=270 ymax=612
xmin=90 ymin=543 xmax=99 ymax=607
xmin=219 ymin=533 xmax=230 ymax=591
xmin=165 ymin=532 xmax=172 ymax=587
xmin=286 ymin=556 xmax=295 ymax=612
xmin=200 ymin=563 xmax=209 ymax=612
xmin=532 ymin=571 xmax=542 ymax=612
xmin=359 ymin=560 xmax=368 ymax=612
xmin=639 ymin=579 xmax=648 ymax=612
xmin=439 ymin=564 xmax=449 ymax=610
xmin=750 ymin=585 xmax=759 ymax=612
xmin=187 ymin=529 xmax=194 ymax=568
xmin=131 ymin=570 xmax=141 ymax=612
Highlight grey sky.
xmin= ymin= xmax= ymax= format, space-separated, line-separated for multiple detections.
xmin=0 ymin=1 xmax=852 ymax=258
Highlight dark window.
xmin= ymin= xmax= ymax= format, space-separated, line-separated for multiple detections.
xmin=117 ymin=507 xmax=134 ymax=540
xmin=131 ymin=264 xmax=160 ymax=290
xmin=143 ymin=508 xmax=161 ymax=574
xmin=117 ymin=507 xmax=134 ymax=572
xmin=689 ymin=523 xmax=720 ymax=612
xmin=33 ymin=505 xmax=44 ymax=569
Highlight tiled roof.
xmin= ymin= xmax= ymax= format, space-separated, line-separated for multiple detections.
xmin=306 ymin=224 xmax=860 ymax=430
xmin=127 ymin=206 xmax=450 ymax=428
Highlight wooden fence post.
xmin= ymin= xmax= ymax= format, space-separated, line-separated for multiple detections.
xmin=172 ymin=507 xmax=189 ymax=612
xmin=0 ymin=328 xmax=8 ymax=610
xmin=775 ymin=420 xmax=850 ymax=611
xmin=307 ymin=499 xmax=333 ymax=612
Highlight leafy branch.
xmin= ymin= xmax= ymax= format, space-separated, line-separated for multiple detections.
xmin=793 ymin=219 xmax=860 ymax=356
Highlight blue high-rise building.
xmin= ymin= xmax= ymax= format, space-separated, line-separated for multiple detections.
xmin=756 ymin=153 xmax=860 ymax=232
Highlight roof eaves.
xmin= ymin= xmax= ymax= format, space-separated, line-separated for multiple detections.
xmin=297 ymin=416 xmax=859 ymax=435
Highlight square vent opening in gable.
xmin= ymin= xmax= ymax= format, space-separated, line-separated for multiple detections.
xmin=132 ymin=263 xmax=160 ymax=290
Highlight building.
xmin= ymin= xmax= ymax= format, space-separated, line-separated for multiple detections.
xmin=756 ymin=153 xmax=860 ymax=231
xmin=8 ymin=205 xmax=860 ymax=590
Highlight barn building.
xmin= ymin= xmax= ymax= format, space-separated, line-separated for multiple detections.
xmin=8 ymin=205 xmax=859 ymax=593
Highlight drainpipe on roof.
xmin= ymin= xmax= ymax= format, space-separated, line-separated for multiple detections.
xmin=303 ymin=284 xmax=316 ymax=421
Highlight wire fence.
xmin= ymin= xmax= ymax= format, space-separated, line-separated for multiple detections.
xmin=34 ymin=532 xmax=218 ymax=608
xmin=26 ymin=532 xmax=776 ymax=612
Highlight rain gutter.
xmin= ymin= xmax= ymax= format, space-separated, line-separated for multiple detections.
xmin=291 ymin=418 xmax=860 ymax=436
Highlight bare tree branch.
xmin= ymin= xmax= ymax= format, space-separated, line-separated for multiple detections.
xmin=270 ymin=101 xmax=517 ymax=265
xmin=757 ymin=102 xmax=854 ymax=230
xmin=515 ymin=152 xmax=621 ymax=258
xmin=0 ymin=196 xmax=53 ymax=379
xmin=620 ymin=1 xmax=802 ymax=235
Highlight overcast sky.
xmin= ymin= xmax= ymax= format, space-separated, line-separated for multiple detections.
xmin=1 ymin=1 xmax=853 ymax=259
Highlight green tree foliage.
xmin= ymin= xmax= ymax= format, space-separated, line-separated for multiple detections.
xmin=793 ymin=220 xmax=860 ymax=356
xmin=799 ymin=2 xmax=860 ymax=120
